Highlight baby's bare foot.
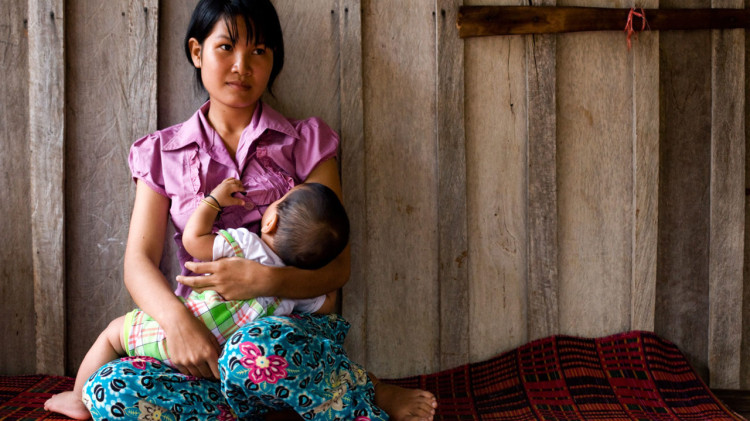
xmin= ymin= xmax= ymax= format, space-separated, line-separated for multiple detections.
xmin=44 ymin=391 xmax=91 ymax=420
xmin=375 ymin=382 xmax=437 ymax=421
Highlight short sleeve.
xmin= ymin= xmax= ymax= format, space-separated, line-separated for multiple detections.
xmin=271 ymin=296 xmax=325 ymax=316
xmin=214 ymin=228 xmax=284 ymax=267
xmin=129 ymin=133 xmax=167 ymax=197
xmin=293 ymin=117 xmax=339 ymax=182
xmin=291 ymin=296 xmax=326 ymax=313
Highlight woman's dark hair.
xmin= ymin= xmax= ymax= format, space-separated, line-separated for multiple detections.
xmin=273 ymin=183 xmax=350 ymax=270
xmin=184 ymin=0 xmax=284 ymax=94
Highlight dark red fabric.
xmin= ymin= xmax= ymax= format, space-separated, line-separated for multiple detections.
xmin=386 ymin=331 xmax=745 ymax=420
xmin=0 ymin=375 xmax=74 ymax=420
xmin=1 ymin=331 xmax=744 ymax=420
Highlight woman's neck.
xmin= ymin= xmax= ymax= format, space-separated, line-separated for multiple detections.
xmin=206 ymin=101 xmax=258 ymax=156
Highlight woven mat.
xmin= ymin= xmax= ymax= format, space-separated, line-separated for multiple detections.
xmin=0 ymin=331 xmax=744 ymax=420
xmin=387 ymin=331 xmax=745 ymax=420
xmin=0 ymin=375 xmax=74 ymax=420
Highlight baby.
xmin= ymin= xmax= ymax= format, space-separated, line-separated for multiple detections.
xmin=45 ymin=178 xmax=349 ymax=419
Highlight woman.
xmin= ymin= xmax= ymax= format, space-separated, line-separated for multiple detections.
xmin=82 ymin=0 xmax=436 ymax=420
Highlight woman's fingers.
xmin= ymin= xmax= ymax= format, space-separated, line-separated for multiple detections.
xmin=180 ymin=257 xmax=264 ymax=300
xmin=173 ymin=362 xmax=216 ymax=380
xmin=176 ymin=275 xmax=211 ymax=292
xmin=178 ymin=261 xmax=219 ymax=292
xmin=183 ymin=260 xmax=215 ymax=275
xmin=208 ymin=359 xmax=220 ymax=380
xmin=195 ymin=362 xmax=217 ymax=380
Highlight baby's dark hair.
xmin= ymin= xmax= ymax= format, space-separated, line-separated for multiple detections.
xmin=184 ymin=0 xmax=284 ymax=94
xmin=273 ymin=183 xmax=349 ymax=270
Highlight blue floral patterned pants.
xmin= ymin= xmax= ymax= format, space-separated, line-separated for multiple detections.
xmin=82 ymin=313 xmax=387 ymax=421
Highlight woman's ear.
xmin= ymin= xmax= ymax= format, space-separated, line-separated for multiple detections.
xmin=188 ymin=38 xmax=202 ymax=68
xmin=260 ymin=213 xmax=279 ymax=234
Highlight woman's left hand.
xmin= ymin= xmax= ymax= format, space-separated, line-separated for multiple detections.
xmin=178 ymin=257 xmax=274 ymax=300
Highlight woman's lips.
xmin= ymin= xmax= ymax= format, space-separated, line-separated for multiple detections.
xmin=227 ymin=81 xmax=251 ymax=90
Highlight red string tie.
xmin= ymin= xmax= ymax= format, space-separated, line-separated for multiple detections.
xmin=624 ymin=8 xmax=648 ymax=50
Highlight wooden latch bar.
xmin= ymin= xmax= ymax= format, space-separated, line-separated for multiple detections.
xmin=457 ymin=6 xmax=750 ymax=38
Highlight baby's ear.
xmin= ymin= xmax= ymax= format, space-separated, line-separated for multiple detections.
xmin=261 ymin=213 xmax=279 ymax=234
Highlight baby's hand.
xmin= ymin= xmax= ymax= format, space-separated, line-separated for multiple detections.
xmin=208 ymin=178 xmax=245 ymax=208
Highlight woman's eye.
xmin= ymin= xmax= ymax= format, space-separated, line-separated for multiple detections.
xmin=253 ymin=47 xmax=266 ymax=55
xmin=219 ymin=44 xmax=232 ymax=51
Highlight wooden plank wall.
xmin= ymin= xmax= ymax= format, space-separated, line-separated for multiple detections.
xmin=64 ymin=0 xmax=158 ymax=371
xmin=4 ymin=0 xmax=750 ymax=390
xmin=28 ymin=0 xmax=65 ymax=376
xmin=657 ymin=0 xmax=713 ymax=382
xmin=1 ymin=0 xmax=35 ymax=375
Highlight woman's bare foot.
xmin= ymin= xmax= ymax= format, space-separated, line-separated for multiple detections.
xmin=375 ymin=382 xmax=437 ymax=421
xmin=44 ymin=391 xmax=91 ymax=420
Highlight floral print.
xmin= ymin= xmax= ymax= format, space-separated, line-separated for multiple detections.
xmin=239 ymin=342 xmax=288 ymax=384
xmin=135 ymin=400 xmax=175 ymax=421
xmin=83 ymin=314 xmax=387 ymax=421
xmin=123 ymin=356 xmax=160 ymax=371
xmin=216 ymin=405 xmax=237 ymax=421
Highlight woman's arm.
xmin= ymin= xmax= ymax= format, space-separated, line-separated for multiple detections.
xmin=125 ymin=180 xmax=221 ymax=379
xmin=178 ymin=158 xmax=350 ymax=300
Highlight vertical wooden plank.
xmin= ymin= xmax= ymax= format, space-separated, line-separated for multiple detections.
xmin=363 ymin=0 xmax=439 ymax=377
xmin=630 ymin=0 xmax=659 ymax=332
xmin=157 ymin=0 xmax=202 ymax=287
xmin=465 ymin=0 xmax=528 ymax=363
xmin=556 ymin=0 xmax=632 ymax=337
xmin=525 ymin=0 xmax=558 ymax=341
xmin=158 ymin=0 xmax=203 ymax=129
xmin=656 ymin=0 xmax=712 ymax=381
xmin=340 ymin=0 xmax=368 ymax=367
xmin=708 ymin=0 xmax=744 ymax=390
xmin=28 ymin=0 xmax=65 ymax=376
xmin=436 ymin=0 xmax=469 ymax=371
xmin=264 ymin=0 xmax=340 ymax=129
xmin=742 ymin=0 xmax=750 ymax=390
xmin=0 ymin=0 xmax=36 ymax=375
xmin=65 ymin=0 xmax=158 ymax=371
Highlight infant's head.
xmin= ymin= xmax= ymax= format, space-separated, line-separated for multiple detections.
xmin=261 ymin=183 xmax=349 ymax=269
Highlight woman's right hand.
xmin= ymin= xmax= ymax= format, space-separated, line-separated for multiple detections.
xmin=161 ymin=307 xmax=222 ymax=380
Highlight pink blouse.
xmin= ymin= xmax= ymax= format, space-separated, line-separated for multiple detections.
xmin=129 ymin=101 xmax=339 ymax=296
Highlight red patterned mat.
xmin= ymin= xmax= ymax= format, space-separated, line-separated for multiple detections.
xmin=0 ymin=331 xmax=744 ymax=420
xmin=0 ymin=375 xmax=74 ymax=420
xmin=387 ymin=331 xmax=746 ymax=420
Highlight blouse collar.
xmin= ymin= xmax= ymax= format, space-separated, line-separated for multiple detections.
xmin=163 ymin=100 xmax=299 ymax=152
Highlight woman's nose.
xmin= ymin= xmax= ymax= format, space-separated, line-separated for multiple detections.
xmin=232 ymin=53 xmax=252 ymax=75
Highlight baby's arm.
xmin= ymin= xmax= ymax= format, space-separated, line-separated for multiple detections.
xmin=183 ymin=178 xmax=245 ymax=261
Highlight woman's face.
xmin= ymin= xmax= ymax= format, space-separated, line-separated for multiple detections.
xmin=189 ymin=16 xmax=273 ymax=112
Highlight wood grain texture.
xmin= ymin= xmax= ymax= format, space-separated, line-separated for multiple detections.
xmin=457 ymin=6 xmax=750 ymax=37
xmin=263 ymin=0 xmax=340 ymax=129
xmin=656 ymin=1 xmax=712 ymax=381
xmin=362 ymin=0 xmax=440 ymax=377
xmin=28 ymin=0 xmax=66 ymax=376
xmin=65 ymin=0 xmax=158 ymax=372
xmin=156 ymin=0 xmax=202 ymax=287
xmin=465 ymin=0 xmax=528 ymax=364
xmin=0 ymin=0 xmax=36 ymax=375
xmin=339 ymin=0 xmax=368 ymax=367
xmin=708 ymin=0 xmax=745 ymax=390
xmin=630 ymin=0 xmax=659 ymax=332
xmin=742 ymin=0 xmax=750 ymax=390
xmin=556 ymin=25 xmax=631 ymax=337
xmin=436 ymin=0 xmax=469 ymax=371
xmin=525 ymin=0 xmax=558 ymax=342
xmin=158 ymin=0 xmax=203 ymax=129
